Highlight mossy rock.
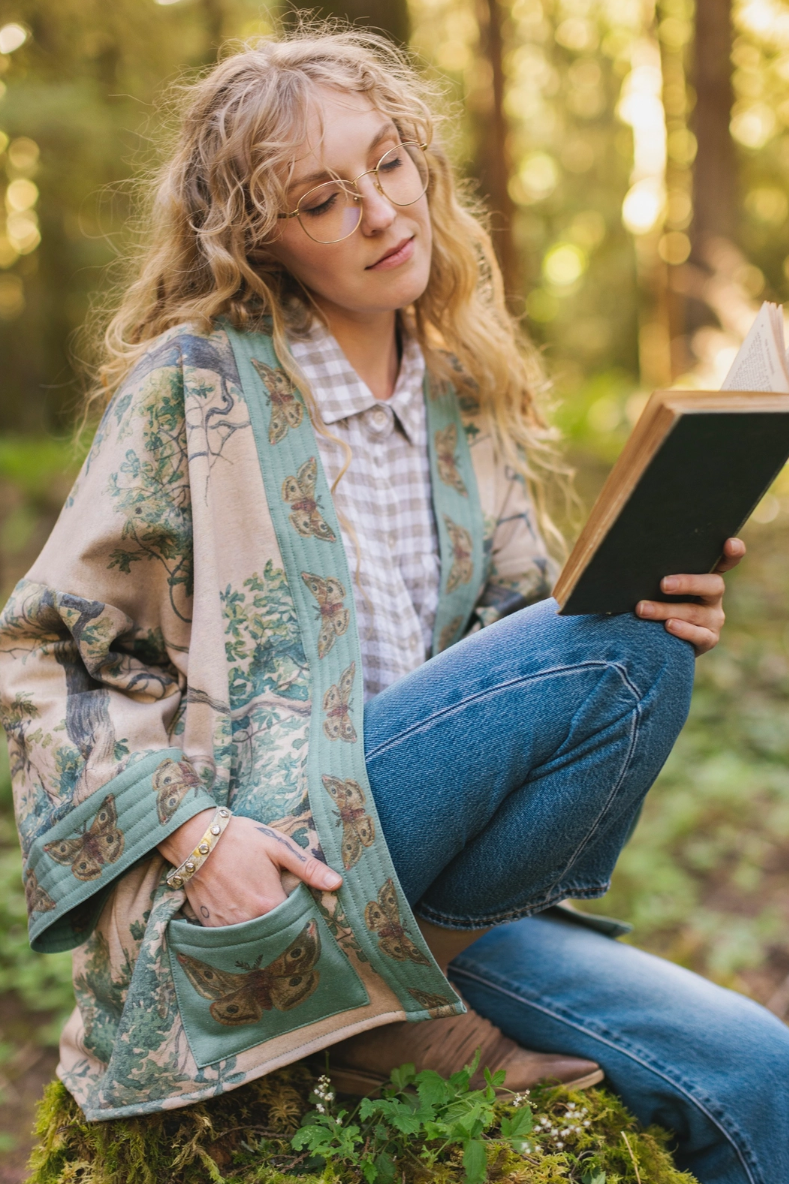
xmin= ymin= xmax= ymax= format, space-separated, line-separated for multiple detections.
xmin=27 ymin=1066 xmax=698 ymax=1184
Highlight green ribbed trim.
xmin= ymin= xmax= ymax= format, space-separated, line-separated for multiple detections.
xmin=27 ymin=748 xmax=217 ymax=953
xmin=225 ymin=327 xmax=463 ymax=1022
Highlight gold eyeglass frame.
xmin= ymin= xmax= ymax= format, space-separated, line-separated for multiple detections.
xmin=278 ymin=141 xmax=430 ymax=244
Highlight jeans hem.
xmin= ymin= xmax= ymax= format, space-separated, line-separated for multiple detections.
xmin=415 ymin=882 xmax=611 ymax=930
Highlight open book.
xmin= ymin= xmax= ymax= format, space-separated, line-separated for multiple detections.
xmin=553 ymin=303 xmax=789 ymax=615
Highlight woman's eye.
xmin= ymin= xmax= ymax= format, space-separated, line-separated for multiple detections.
xmin=302 ymin=192 xmax=338 ymax=217
xmin=380 ymin=153 xmax=404 ymax=173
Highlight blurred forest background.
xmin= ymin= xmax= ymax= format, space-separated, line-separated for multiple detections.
xmin=1 ymin=0 xmax=789 ymax=1177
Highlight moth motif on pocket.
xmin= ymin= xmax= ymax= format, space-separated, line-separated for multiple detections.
xmin=153 ymin=757 xmax=202 ymax=825
xmin=322 ymin=661 xmax=357 ymax=743
xmin=251 ymin=359 xmax=304 ymax=444
xmin=364 ymin=878 xmax=430 ymax=965
xmin=281 ymin=457 xmax=337 ymax=543
xmin=435 ymin=424 xmax=468 ymax=496
xmin=444 ymin=516 xmax=474 ymax=593
xmin=301 ymin=573 xmax=350 ymax=658
xmin=176 ymin=920 xmax=321 ymax=1026
xmin=407 ymin=988 xmax=457 ymax=1018
xmin=44 ymin=795 xmax=125 ymax=881
xmin=24 ymin=868 xmax=55 ymax=914
xmin=321 ymin=774 xmax=374 ymax=869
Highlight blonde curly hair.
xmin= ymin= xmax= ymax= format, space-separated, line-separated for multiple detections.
xmin=88 ymin=23 xmax=564 ymax=550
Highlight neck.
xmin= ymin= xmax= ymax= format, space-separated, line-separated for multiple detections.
xmin=313 ymin=299 xmax=399 ymax=401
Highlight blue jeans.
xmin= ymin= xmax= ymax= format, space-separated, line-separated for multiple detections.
xmin=363 ymin=600 xmax=789 ymax=1184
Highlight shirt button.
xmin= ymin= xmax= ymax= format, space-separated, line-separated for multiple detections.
xmin=408 ymin=634 xmax=420 ymax=651
xmin=372 ymin=407 xmax=387 ymax=427
xmin=387 ymin=531 xmax=397 ymax=549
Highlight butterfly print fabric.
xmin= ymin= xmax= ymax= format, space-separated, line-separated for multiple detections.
xmin=364 ymin=878 xmax=430 ymax=965
xmin=444 ymin=516 xmax=474 ymax=593
xmin=322 ymin=661 xmax=357 ymax=742
xmin=251 ymin=359 xmax=304 ymax=444
xmin=43 ymin=795 xmax=125 ymax=881
xmin=321 ymin=774 xmax=375 ymax=868
xmin=301 ymin=572 xmax=350 ymax=658
xmin=153 ymin=757 xmax=202 ymax=825
xmin=434 ymin=424 xmax=468 ymax=496
xmin=282 ymin=457 xmax=337 ymax=543
xmin=25 ymin=868 xmax=55 ymax=914
xmin=177 ymin=920 xmax=321 ymax=1026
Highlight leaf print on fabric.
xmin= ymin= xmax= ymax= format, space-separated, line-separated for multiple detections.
xmin=437 ymin=616 xmax=463 ymax=654
xmin=321 ymin=775 xmax=374 ymax=869
xmin=301 ymin=573 xmax=350 ymax=659
xmin=407 ymin=988 xmax=457 ymax=1018
xmin=444 ymin=516 xmax=474 ymax=593
xmin=322 ymin=661 xmax=357 ymax=743
xmin=282 ymin=457 xmax=336 ymax=543
xmin=24 ymin=867 xmax=55 ymax=914
xmin=177 ymin=920 xmax=321 ymax=1025
xmin=107 ymin=373 xmax=194 ymax=623
xmin=44 ymin=794 xmax=124 ymax=881
xmin=251 ymin=359 xmax=304 ymax=444
xmin=364 ymin=879 xmax=430 ymax=966
xmin=435 ymin=424 xmax=468 ymax=496
xmin=153 ymin=757 xmax=202 ymax=824
xmin=220 ymin=566 xmax=310 ymax=821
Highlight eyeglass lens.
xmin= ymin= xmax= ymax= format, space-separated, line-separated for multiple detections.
xmin=296 ymin=143 xmax=429 ymax=244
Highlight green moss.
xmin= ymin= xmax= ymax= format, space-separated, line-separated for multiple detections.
xmin=26 ymin=1069 xmax=697 ymax=1184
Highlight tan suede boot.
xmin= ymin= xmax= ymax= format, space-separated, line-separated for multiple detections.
xmin=326 ymin=999 xmax=603 ymax=1097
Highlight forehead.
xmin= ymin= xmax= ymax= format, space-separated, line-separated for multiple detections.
xmin=290 ymin=87 xmax=391 ymax=179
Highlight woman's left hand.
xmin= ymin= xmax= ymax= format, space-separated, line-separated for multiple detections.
xmin=635 ymin=537 xmax=746 ymax=656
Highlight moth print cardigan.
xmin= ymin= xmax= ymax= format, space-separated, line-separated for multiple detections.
xmin=0 ymin=322 xmax=552 ymax=1120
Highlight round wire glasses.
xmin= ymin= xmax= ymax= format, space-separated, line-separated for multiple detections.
xmin=278 ymin=141 xmax=429 ymax=244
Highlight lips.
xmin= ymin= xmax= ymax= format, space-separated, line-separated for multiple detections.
xmin=367 ymin=235 xmax=415 ymax=270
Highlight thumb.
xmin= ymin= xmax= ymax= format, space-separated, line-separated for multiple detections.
xmin=256 ymin=824 xmax=343 ymax=893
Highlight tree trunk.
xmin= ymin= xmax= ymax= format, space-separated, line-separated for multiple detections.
xmin=691 ymin=0 xmax=736 ymax=251
xmin=474 ymin=0 xmax=520 ymax=304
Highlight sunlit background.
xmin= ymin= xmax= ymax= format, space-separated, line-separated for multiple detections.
xmin=1 ymin=2 xmax=789 ymax=1175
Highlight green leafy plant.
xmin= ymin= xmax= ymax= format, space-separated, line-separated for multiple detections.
xmin=27 ymin=1061 xmax=698 ymax=1184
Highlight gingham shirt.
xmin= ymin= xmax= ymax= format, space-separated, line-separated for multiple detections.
xmin=290 ymin=322 xmax=439 ymax=700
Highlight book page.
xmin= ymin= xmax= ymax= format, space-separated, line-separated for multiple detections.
xmin=721 ymin=302 xmax=789 ymax=392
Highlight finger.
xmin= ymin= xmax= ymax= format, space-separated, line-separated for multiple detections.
xmin=659 ymin=572 xmax=725 ymax=600
xmin=663 ymin=616 xmax=718 ymax=655
xmin=714 ymin=537 xmax=746 ymax=574
xmin=636 ymin=599 xmax=724 ymax=631
xmin=255 ymin=823 xmax=342 ymax=891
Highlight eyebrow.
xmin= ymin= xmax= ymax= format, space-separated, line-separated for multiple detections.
xmin=288 ymin=120 xmax=400 ymax=192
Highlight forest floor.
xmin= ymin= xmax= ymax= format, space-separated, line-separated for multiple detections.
xmin=1 ymin=448 xmax=788 ymax=1182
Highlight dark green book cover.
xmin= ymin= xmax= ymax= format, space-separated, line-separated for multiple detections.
xmin=559 ymin=410 xmax=789 ymax=615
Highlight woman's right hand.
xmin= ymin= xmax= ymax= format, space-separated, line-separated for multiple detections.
xmin=157 ymin=811 xmax=343 ymax=927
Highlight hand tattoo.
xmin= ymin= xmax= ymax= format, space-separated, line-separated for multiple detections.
xmin=200 ymin=905 xmax=210 ymax=919
xmin=256 ymin=825 xmax=307 ymax=862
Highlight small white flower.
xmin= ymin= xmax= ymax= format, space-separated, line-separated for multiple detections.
xmin=584 ymin=1120 xmax=591 ymax=1128
xmin=316 ymin=1104 xmax=325 ymax=1113
xmin=557 ymin=1141 xmax=564 ymax=1149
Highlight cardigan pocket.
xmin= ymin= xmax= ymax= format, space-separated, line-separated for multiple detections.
xmin=168 ymin=882 xmax=369 ymax=1068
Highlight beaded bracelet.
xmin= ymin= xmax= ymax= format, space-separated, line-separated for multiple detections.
xmin=166 ymin=806 xmax=231 ymax=890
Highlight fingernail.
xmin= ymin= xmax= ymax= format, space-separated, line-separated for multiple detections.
xmin=637 ymin=601 xmax=655 ymax=617
xmin=662 ymin=576 xmax=678 ymax=591
xmin=322 ymin=870 xmax=342 ymax=889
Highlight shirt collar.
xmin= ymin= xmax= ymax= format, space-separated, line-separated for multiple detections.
xmin=291 ymin=320 xmax=426 ymax=445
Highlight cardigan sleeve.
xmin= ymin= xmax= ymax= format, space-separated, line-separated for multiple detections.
xmin=0 ymin=340 xmax=217 ymax=953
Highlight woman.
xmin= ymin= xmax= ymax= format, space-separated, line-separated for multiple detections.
xmin=1 ymin=28 xmax=786 ymax=1183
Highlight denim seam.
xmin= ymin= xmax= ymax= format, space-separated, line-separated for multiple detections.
xmin=416 ymin=880 xmax=611 ymax=930
xmin=365 ymin=660 xmax=643 ymax=761
xmin=450 ymin=964 xmax=760 ymax=1184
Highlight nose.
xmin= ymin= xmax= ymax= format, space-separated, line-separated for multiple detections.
xmin=356 ymin=173 xmax=396 ymax=234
